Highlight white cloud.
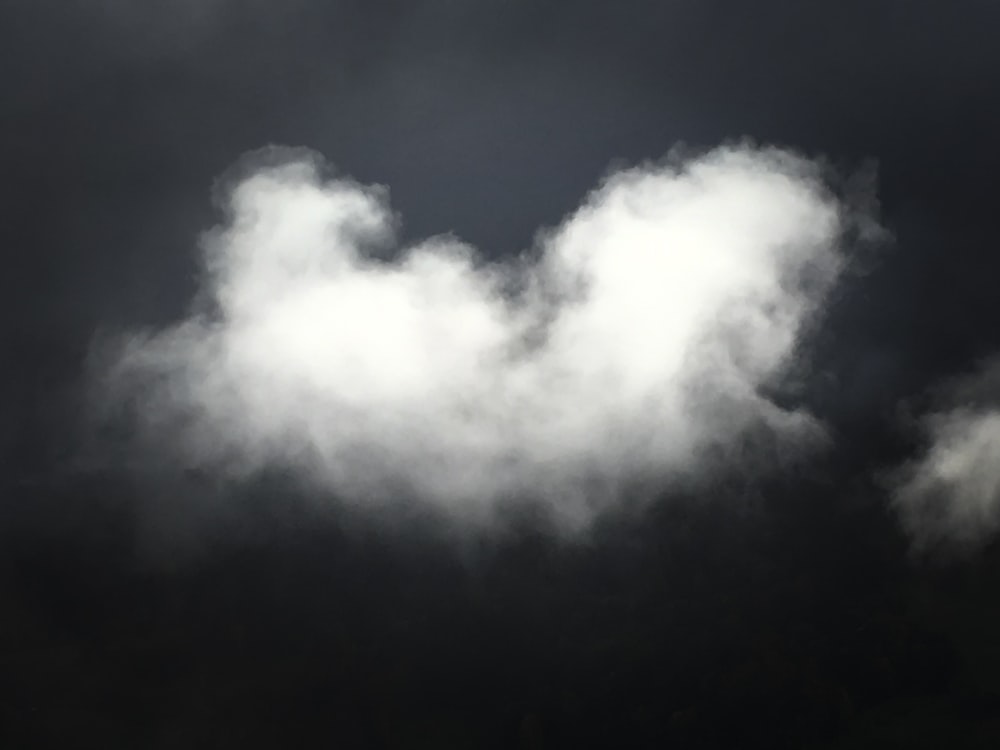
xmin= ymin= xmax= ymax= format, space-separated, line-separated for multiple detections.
xmin=91 ymin=143 xmax=865 ymax=529
xmin=890 ymin=358 xmax=1000 ymax=551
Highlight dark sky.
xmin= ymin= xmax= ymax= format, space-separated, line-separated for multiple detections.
xmin=3 ymin=1 xmax=1000 ymax=747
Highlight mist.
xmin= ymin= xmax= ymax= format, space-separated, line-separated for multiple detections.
xmin=89 ymin=142 xmax=872 ymax=529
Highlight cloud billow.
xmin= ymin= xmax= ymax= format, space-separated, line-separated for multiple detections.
xmin=92 ymin=143 xmax=866 ymax=528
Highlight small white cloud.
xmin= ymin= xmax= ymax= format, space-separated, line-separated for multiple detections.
xmin=890 ymin=358 xmax=1000 ymax=551
xmin=91 ymin=143 xmax=867 ymax=529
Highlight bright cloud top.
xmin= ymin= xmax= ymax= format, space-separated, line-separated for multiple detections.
xmin=891 ymin=358 xmax=1000 ymax=550
xmin=93 ymin=144 xmax=860 ymax=527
